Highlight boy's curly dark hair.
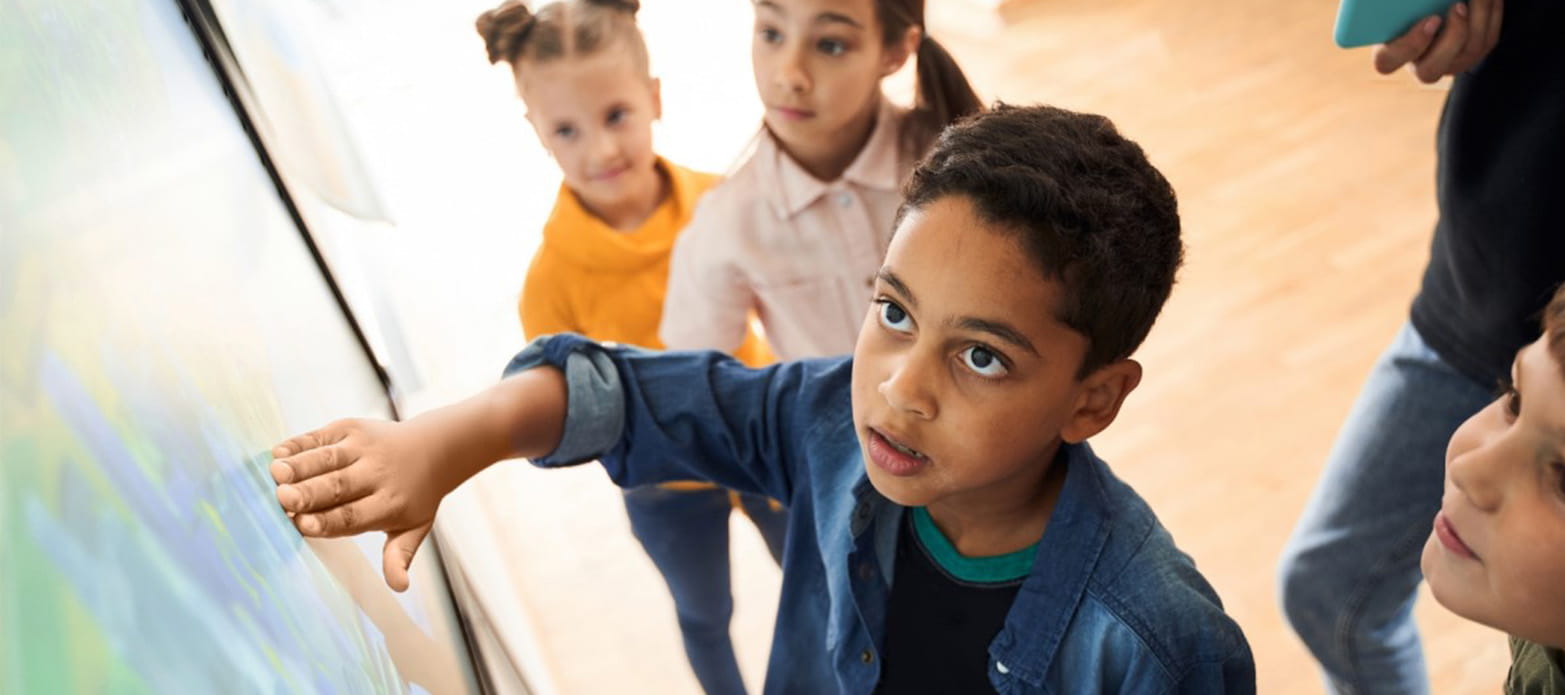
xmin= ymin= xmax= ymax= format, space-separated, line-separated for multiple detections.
xmin=900 ymin=103 xmax=1184 ymax=377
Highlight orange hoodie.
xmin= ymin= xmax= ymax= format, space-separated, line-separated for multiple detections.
xmin=520 ymin=157 xmax=773 ymax=364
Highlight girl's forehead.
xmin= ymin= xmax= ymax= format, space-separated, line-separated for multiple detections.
xmin=757 ymin=0 xmax=878 ymax=27
xmin=519 ymin=53 xmax=647 ymax=100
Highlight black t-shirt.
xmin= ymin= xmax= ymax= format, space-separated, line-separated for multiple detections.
xmin=1410 ymin=0 xmax=1565 ymax=386
xmin=873 ymin=509 xmax=1032 ymax=695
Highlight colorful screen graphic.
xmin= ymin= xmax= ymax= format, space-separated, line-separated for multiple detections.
xmin=1 ymin=1 xmax=481 ymax=693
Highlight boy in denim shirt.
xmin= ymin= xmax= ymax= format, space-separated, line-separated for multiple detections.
xmin=268 ymin=104 xmax=1255 ymax=694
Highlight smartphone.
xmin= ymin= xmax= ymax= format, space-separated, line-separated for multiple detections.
xmin=1334 ymin=0 xmax=1457 ymax=48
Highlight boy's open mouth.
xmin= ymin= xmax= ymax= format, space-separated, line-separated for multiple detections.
xmin=872 ymin=427 xmax=927 ymax=460
xmin=867 ymin=427 xmax=931 ymax=478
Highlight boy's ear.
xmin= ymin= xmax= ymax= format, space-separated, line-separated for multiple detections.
xmin=880 ymin=25 xmax=921 ymax=78
xmin=1060 ymin=359 xmax=1143 ymax=444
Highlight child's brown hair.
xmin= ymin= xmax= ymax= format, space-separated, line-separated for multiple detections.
xmin=874 ymin=0 xmax=983 ymax=155
xmin=476 ymin=0 xmax=648 ymax=77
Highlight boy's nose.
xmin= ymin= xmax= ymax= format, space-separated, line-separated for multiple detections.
xmin=878 ymin=358 xmax=937 ymax=420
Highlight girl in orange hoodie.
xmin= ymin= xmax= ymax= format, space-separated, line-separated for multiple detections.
xmin=476 ymin=2 xmax=783 ymax=693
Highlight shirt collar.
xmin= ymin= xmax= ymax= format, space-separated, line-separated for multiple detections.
xmin=846 ymin=441 xmax=1119 ymax=687
xmin=989 ymin=442 xmax=1115 ymax=687
xmin=760 ymin=97 xmax=906 ymax=220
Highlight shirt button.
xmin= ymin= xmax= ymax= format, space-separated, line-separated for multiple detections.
xmin=858 ymin=562 xmax=875 ymax=580
xmin=996 ymin=661 xmax=1010 ymax=674
xmin=837 ymin=192 xmax=853 ymax=208
xmin=861 ymin=649 xmax=875 ymax=664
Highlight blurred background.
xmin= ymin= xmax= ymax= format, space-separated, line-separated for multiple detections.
xmin=1 ymin=0 xmax=1509 ymax=693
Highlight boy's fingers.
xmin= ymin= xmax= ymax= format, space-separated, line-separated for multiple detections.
xmin=276 ymin=468 xmax=373 ymax=514
xmin=1414 ymin=3 xmax=1470 ymax=83
xmin=270 ymin=423 xmax=353 ymax=471
xmin=294 ymin=496 xmax=387 ymax=538
xmin=1374 ymin=16 xmax=1441 ymax=74
xmin=383 ymin=523 xmax=432 ymax=592
xmin=272 ymin=442 xmax=356 ymax=487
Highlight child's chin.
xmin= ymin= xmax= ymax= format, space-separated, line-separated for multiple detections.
xmin=1420 ymin=535 xmax=1468 ymax=616
xmin=861 ymin=462 xmax=932 ymax=507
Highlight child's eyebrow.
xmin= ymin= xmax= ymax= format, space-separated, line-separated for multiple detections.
xmin=876 ymin=269 xmax=917 ymax=310
xmin=812 ymin=11 xmax=863 ymax=29
xmin=877 ymin=268 xmax=1040 ymax=357
xmin=954 ymin=317 xmax=1040 ymax=358
xmin=752 ymin=1 xmax=862 ymax=29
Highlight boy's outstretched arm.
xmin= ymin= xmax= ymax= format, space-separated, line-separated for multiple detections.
xmin=268 ymin=365 xmax=567 ymax=591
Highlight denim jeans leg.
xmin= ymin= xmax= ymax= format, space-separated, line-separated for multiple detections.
xmin=622 ymin=485 xmax=748 ymax=695
xmin=736 ymin=492 xmax=788 ymax=566
xmin=1278 ymin=323 xmax=1493 ymax=695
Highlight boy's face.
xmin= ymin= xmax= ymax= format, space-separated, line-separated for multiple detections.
xmin=519 ymin=51 xmax=661 ymax=211
xmin=1422 ymin=335 xmax=1565 ymax=646
xmin=849 ymin=195 xmax=1139 ymax=513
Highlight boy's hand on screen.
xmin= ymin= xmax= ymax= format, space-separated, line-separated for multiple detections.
xmin=1373 ymin=0 xmax=1502 ymax=82
xmin=270 ymin=418 xmax=445 ymax=591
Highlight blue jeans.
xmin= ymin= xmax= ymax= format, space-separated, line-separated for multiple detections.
xmin=1278 ymin=323 xmax=1493 ymax=694
xmin=622 ymin=485 xmax=788 ymax=695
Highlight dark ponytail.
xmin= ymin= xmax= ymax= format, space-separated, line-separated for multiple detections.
xmin=875 ymin=0 xmax=984 ymax=155
xmin=908 ymin=36 xmax=982 ymax=154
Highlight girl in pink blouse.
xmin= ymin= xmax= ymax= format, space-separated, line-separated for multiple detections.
xmin=659 ymin=0 xmax=982 ymax=361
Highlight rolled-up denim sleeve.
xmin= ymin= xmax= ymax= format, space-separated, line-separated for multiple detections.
xmin=500 ymin=333 xmax=844 ymax=502
xmin=502 ymin=335 xmax=626 ymax=464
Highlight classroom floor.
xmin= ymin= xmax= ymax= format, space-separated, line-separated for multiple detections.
xmin=322 ymin=0 xmax=1511 ymax=692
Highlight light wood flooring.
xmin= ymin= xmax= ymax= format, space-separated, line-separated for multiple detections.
xmin=327 ymin=0 xmax=1511 ymax=692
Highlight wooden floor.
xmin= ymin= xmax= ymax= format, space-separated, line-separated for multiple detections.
xmin=324 ymin=0 xmax=1511 ymax=692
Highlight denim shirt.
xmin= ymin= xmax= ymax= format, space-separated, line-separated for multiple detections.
xmin=505 ymin=335 xmax=1255 ymax=694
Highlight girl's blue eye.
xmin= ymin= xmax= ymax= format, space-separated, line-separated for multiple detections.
xmin=816 ymin=39 xmax=846 ymax=56
xmin=960 ymin=346 xmax=1008 ymax=378
xmin=554 ymin=125 xmax=577 ymax=140
xmin=877 ymin=300 xmax=912 ymax=333
xmin=759 ymin=27 xmax=782 ymax=44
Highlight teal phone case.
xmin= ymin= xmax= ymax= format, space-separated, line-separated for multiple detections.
xmin=1334 ymin=0 xmax=1456 ymax=48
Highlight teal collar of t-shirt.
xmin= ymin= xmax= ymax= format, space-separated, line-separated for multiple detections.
xmin=911 ymin=507 xmax=1038 ymax=584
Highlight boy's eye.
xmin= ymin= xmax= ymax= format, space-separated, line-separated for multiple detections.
xmin=876 ymin=299 xmax=913 ymax=334
xmin=959 ymin=345 xmax=1008 ymax=378
xmin=758 ymin=26 xmax=782 ymax=44
xmin=816 ymin=38 xmax=847 ymax=56
xmin=554 ymin=124 xmax=577 ymax=140
xmin=606 ymin=108 xmax=627 ymax=126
